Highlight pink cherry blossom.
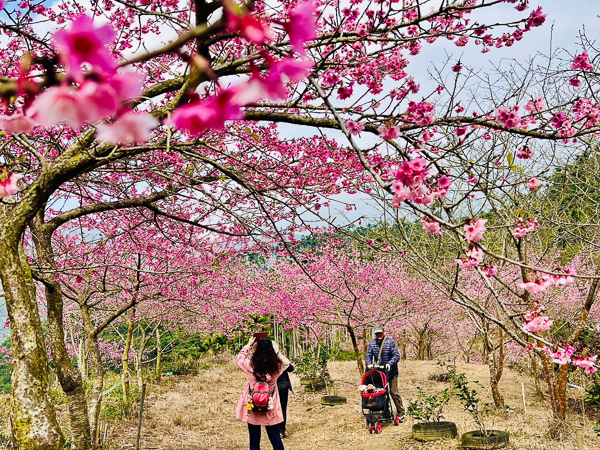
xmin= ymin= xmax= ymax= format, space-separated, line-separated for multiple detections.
xmin=512 ymin=217 xmax=539 ymax=238
xmin=495 ymin=105 xmax=522 ymax=129
xmin=544 ymin=345 xmax=574 ymax=365
xmin=108 ymin=71 xmax=145 ymax=102
xmin=572 ymin=51 xmax=593 ymax=71
xmin=345 ymin=120 xmax=364 ymax=135
xmin=169 ymin=89 xmax=245 ymax=135
xmin=522 ymin=316 xmax=553 ymax=333
xmin=421 ymin=217 xmax=442 ymax=235
xmin=226 ymin=8 xmax=273 ymax=45
xmin=96 ymin=112 xmax=159 ymax=144
xmin=516 ymin=146 xmax=533 ymax=159
xmin=572 ymin=356 xmax=598 ymax=375
xmin=569 ymin=77 xmax=581 ymax=87
xmin=264 ymin=58 xmax=314 ymax=100
xmin=78 ymin=81 xmax=120 ymax=123
xmin=29 ymin=86 xmax=89 ymax=129
xmin=455 ymin=245 xmax=484 ymax=269
xmin=53 ymin=15 xmax=117 ymax=81
xmin=0 ymin=112 xmax=35 ymax=134
xmin=464 ymin=219 xmax=487 ymax=242
xmin=284 ymin=2 xmax=317 ymax=55
xmin=527 ymin=178 xmax=542 ymax=191
xmin=378 ymin=125 xmax=400 ymax=140
xmin=481 ymin=265 xmax=498 ymax=277
xmin=0 ymin=171 xmax=23 ymax=198
xmin=438 ymin=176 xmax=452 ymax=190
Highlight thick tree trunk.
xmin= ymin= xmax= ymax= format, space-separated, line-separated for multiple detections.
xmin=32 ymin=218 xmax=92 ymax=450
xmin=80 ymin=306 xmax=104 ymax=445
xmin=0 ymin=240 xmax=64 ymax=449
xmin=347 ymin=326 xmax=364 ymax=374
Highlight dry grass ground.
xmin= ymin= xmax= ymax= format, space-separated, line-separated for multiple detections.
xmin=101 ymin=358 xmax=598 ymax=449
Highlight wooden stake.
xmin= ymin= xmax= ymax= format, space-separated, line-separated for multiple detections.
xmin=576 ymin=428 xmax=584 ymax=450
xmin=103 ymin=423 xmax=108 ymax=448
xmin=135 ymin=383 xmax=147 ymax=450
xmin=521 ymin=382 xmax=527 ymax=413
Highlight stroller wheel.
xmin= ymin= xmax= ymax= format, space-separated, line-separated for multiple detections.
xmin=376 ymin=422 xmax=382 ymax=434
xmin=369 ymin=423 xmax=374 ymax=434
xmin=394 ymin=414 xmax=400 ymax=426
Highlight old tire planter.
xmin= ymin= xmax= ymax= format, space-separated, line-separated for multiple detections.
xmin=461 ymin=430 xmax=509 ymax=449
xmin=321 ymin=395 xmax=347 ymax=406
xmin=412 ymin=422 xmax=458 ymax=442
xmin=300 ymin=377 xmax=321 ymax=385
xmin=304 ymin=383 xmax=325 ymax=392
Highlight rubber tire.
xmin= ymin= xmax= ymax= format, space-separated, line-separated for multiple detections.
xmin=461 ymin=430 xmax=509 ymax=449
xmin=369 ymin=424 xmax=374 ymax=434
xmin=304 ymin=383 xmax=325 ymax=392
xmin=376 ymin=423 xmax=382 ymax=434
xmin=412 ymin=422 xmax=458 ymax=442
xmin=394 ymin=414 xmax=400 ymax=426
xmin=300 ymin=378 xmax=321 ymax=386
xmin=321 ymin=396 xmax=347 ymax=405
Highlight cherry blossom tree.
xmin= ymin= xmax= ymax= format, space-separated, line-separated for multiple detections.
xmin=0 ymin=0 xmax=578 ymax=447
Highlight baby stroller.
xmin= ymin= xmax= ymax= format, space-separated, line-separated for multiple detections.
xmin=360 ymin=365 xmax=402 ymax=434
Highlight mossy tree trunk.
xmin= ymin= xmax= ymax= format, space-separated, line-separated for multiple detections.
xmin=80 ymin=305 xmax=104 ymax=446
xmin=122 ymin=312 xmax=134 ymax=408
xmin=0 ymin=238 xmax=64 ymax=449
xmin=31 ymin=213 xmax=92 ymax=450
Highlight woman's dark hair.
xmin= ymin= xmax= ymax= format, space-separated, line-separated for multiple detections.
xmin=251 ymin=338 xmax=283 ymax=378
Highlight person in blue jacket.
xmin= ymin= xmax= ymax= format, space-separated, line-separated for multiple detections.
xmin=365 ymin=325 xmax=405 ymax=418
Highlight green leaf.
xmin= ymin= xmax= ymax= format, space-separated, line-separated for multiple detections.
xmin=507 ymin=153 xmax=514 ymax=165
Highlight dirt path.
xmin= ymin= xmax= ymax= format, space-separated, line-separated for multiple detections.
xmin=106 ymin=359 xmax=597 ymax=449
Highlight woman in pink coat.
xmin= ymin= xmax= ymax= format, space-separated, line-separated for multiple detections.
xmin=236 ymin=337 xmax=285 ymax=450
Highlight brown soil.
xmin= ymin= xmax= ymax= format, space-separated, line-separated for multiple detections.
xmin=102 ymin=359 xmax=597 ymax=449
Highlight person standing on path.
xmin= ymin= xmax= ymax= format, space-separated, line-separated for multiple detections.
xmin=272 ymin=341 xmax=294 ymax=439
xmin=236 ymin=337 xmax=285 ymax=450
xmin=365 ymin=325 xmax=405 ymax=418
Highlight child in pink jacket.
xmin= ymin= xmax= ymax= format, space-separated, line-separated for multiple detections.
xmin=236 ymin=337 xmax=285 ymax=450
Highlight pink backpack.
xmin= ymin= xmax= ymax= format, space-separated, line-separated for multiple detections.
xmin=249 ymin=376 xmax=274 ymax=413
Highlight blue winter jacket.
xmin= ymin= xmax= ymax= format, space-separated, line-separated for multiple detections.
xmin=365 ymin=337 xmax=401 ymax=379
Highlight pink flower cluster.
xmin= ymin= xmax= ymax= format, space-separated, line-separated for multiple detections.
xmin=390 ymin=158 xmax=449 ymax=207
xmin=527 ymin=178 xmax=542 ymax=191
xmin=0 ymin=15 xmax=159 ymax=144
xmin=421 ymin=217 xmax=442 ymax=235
xmin=516 ymin=146 xmax=533 ymax=159
xmin=346 ymin=120 xmax=364 ymax=135
xmin=573 ymin=356 xmax=598 ymax=375
xmin=517 ymin=268 xmax=576 ymax=293
xmin=525 ymin=7 xmax=546 ymax=31
xmin=512 ymin=217 xmax=539 ymax=238
xmin=544 ymin=345 xmax=575 ymax=365
xmin=572 ymin=52 xmax=593 ymax=71
xmin=405 ymin=101 xmax=436 ymax=126
xmin=464 ymin=219 xmax=487 ymax=242
xmin=495 ymin=106 xmax=524 ymax=129
xmin=455 ymin=245 xmax=483 ymax=270
xmin=522 ymin=304 xmax=553 ymax=333
xmin=481 ymin=265 xmax=498 ymax=278
xmin=0 ymin=171 xmax=22 ymax=198
xmin=524 ymin=98 xmax=544 ymax=113
xmin=378 ymin=125 xmax=401 ymax=140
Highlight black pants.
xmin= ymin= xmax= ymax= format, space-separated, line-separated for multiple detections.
xmin=248 ymin=423 xmax=284 ymax=450
xmin=279 ymin=388 xmax=289 ymax=433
